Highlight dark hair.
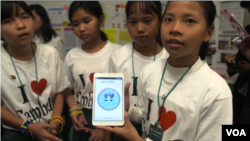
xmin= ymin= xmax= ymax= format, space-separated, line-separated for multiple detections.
xmin=68 ymin=1 xmax=107 ymax=41
xmin=125 ymin=1 xmax=163 ymax=46
xmin=1 ymin=1 xmax=34 ymax=41
xmin=163 ymin=1 xmax=216 ymax=59
xmin=199 ymin=43 xmax=211 ymax=60
xmin=29 ymin=4 xmax=57 ymax=43
xmin=240 ymin=1 xmax=250 ymax=8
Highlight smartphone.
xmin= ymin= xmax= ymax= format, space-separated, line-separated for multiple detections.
xmin=92 ymin=73 xmax=124 ymax=126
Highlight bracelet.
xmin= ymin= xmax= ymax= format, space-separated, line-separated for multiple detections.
xmin=69 ymin=106 xmax=82 ymax=111
xmin=50 ymin=119 xmax=63 ymax=134
xmin=50 ymin=115 xmax=64 ymax=125
xmin=30 ymin=123 xmax=35 ymax=138
xmin=70 ymin=111 xmax=83 ymax=117
xmin=20 ymin=121 xmax=32 ymax=136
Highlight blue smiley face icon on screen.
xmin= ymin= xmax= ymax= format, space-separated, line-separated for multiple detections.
xmin=97 ymin=88 xmax=120 ymax=111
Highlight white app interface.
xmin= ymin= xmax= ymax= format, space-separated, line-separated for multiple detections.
xmin=94 ymin=78 xmax=123 ymax=121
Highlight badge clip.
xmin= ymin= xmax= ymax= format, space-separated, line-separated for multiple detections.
xmin=155 ymin=121 xmax=159 ymax=128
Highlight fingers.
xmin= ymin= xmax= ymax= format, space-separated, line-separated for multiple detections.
xmin=42 ymin=123 xmax=57 ymax=130
xmin=80 ymin=113 xmax=88 ymax=124
xmin=51 ymin=129 xmax=58 ymax=135
xmin=73 ymin=123 xmax=82 ymax=131
xmin=41 ymin=128 xmax=62 ymax=141
xmin=73 ymin=114 xmax=88 ymax=131
xmin=87 ymin=128 xmax=94 ymax=133
xmin=45 ymin=133 xmax=63 ymax=141
xmin=238 ymin=61 xmax=246 ymax=64
xmin=96 ymin=126 xmax=116 ymax=133
xmin=83 ymin=117 xmax=88 ymax=125
xmin=88 ymin=130 xmax=103 ymax=141
xmin=88 ymin=133 xmax=96 ymax=141
xmin=84 ymin=127 xmax=91 ymax=133
xmin=124 ymin=111 xmax=131 ymax=126
xmin=95 ymin=136 xmax=102 ymax=141
xmin=71 ymin=114 xmax=83 ymax=129
xmin=50 ymin=123 xmax=58 ymax=131
xmin=72 ymin=115 xmax=83 ymax=131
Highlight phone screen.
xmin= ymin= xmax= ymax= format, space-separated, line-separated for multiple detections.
xmin=94 ymin=77 xmax=123 ymax=121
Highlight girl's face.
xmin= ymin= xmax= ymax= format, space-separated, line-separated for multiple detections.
xmin=32 ymin=10 xmax=43 ymax=31
xmin=71 ymin=8 xmax=104 ymax=44
xmin=161 ymin=1 xmax=214 ymax=59
xmin=127 ymin=4 xmax=160 ymax=47
xmin=1 ymin=5 xmax=35 ymax=46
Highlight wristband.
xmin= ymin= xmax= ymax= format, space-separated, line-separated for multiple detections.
xmin=30 ymin=123 xmax=35 ymax=138
xmin=50 ymin=115 xmax=64 ymax=125
xmin=50 ymin=119 xmax=63 ymax=134
xmin=20 ymin=121 xmax=32 ymax=135
xmin=69 ymin=106 xmax=82 ymax=111
xmin=70 ymin=111 xmax=83 ymax=117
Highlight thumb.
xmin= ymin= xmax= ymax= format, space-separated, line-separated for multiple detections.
xmin=124 ymin=111 xmax=132 ymax=127
xmin=238 ymin=61 xmax=247 ymax=64
xmin=43 ymin=123 xmax=55 ymax=130
xmin=50 ymin=123 xmax=57 ymax=129
xmin=124 ymin=111 xmax=129 ymax=121
xmin=124 ymin=82 xmax=131 ymax=96
xmin=51 ymin=129 xmax=58 ymax=135
xmin=86 ymin=128 xmax=93 ymax=134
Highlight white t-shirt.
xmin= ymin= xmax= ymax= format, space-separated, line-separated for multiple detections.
xmin=128 ymin=58 xmax=232 ymax=141
xmin=109 ymin=42 xmax=169 ymax=107
xmin=33 ymin=35 xmax=66 ymax=61
xmin=1 ymin=43 xmax=71 ymax=131
xmin=64 ymin=41 xmax=121 ymax=109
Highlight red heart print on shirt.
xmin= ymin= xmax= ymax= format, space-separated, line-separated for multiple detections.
xmin=31 ymin=78 xmax=47 ymax=96
xmin=158 ymin=106 xmax=176 ymax=132
xmin=89 ymin=73 xmax=95 ymax=83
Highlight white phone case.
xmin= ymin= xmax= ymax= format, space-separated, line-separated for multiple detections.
xmin=92 ymin=73 xmax=125 ymax=126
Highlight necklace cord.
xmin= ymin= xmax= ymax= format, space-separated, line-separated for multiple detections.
xmin=5 ymin=43 xmax=40 ymax=123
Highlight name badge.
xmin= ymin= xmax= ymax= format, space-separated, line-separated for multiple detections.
xmin=148 ymin=124 xmax=163 ymax=141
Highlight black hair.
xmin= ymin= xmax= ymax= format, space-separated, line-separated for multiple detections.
xmin=68 ymin=1 xmax=107 ymax=41
xmin=1 ymin=1 xmax=34 ymax=41
xmin=199 ymin=43 xmax=211 ymax=60
xmin=163 ymin=1 xmax=216 ymax=60
xmin=29 ymin=4 xmax=57 ymax=43
xmin=240 ymin=1 xmax=250 ymax=8
xmin=125 ymin=1 xmax=163 ymax=46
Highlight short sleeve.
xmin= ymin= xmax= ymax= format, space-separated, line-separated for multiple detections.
xmin=63 ymin=58 xmax=74 ymax=90
xmin=55 ymin=37 xmax=66 ymax=61
xmin=54 ymin=50 xmax=71 ymax=93
xmin=194 ymin=84 xmax=233 ymax=141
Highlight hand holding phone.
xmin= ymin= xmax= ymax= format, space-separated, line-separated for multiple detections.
xmin=92 ymin=73 xmax=124 ymax=126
